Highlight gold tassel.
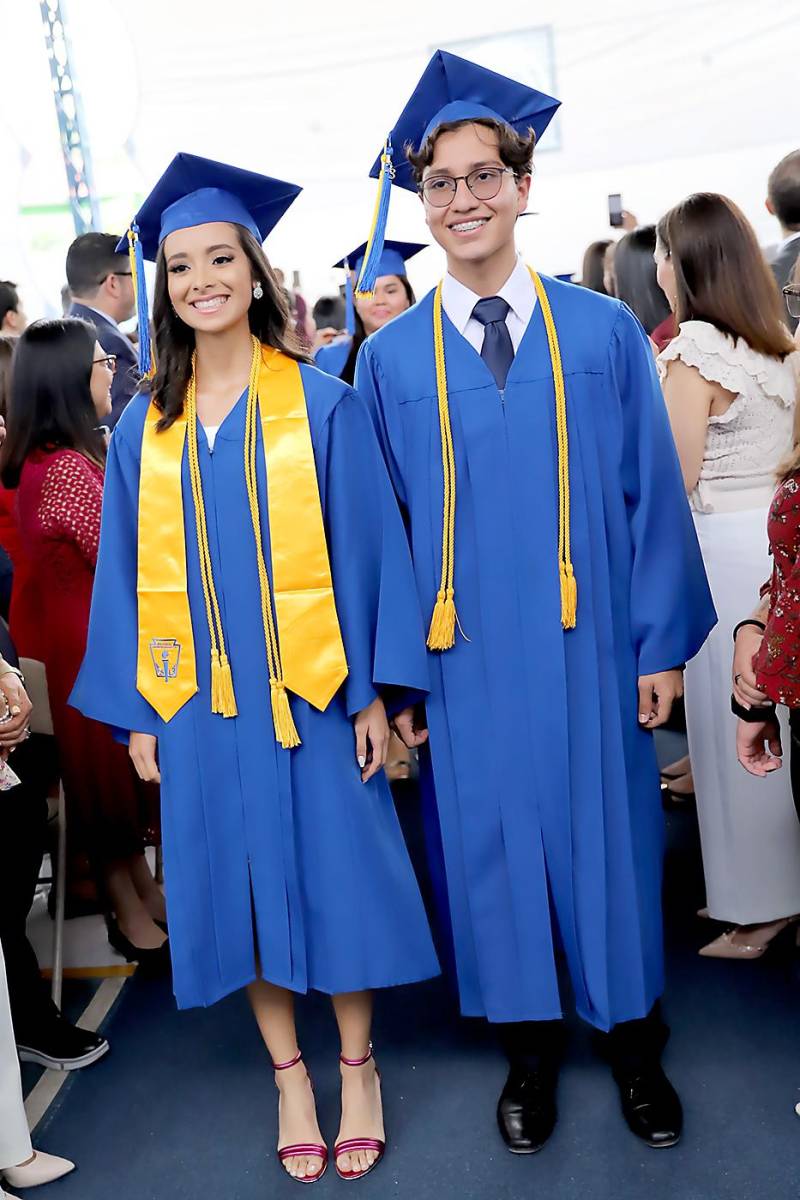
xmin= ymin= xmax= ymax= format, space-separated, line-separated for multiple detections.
xmin=560 ymin=566 xmax=577 ymax=630
xmin=271 ymin=681 xmax=301 ymax=749
xmin=427 ymin=587 xmax=456 ymax=651
xmin=216 ymin=652 xmax=238 ymax=718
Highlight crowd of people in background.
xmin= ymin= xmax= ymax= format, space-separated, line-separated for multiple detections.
xmin=1 ymin=119 xmax=800 ymax=1193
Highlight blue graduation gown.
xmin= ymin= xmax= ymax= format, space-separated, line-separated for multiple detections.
xmin=71 ymin=364 xmax=439 ymax=1009
xmin=356 ymin=278 xmax=716 ymax=1031
xmin=314 ymin=339 xmax=352 ymax=379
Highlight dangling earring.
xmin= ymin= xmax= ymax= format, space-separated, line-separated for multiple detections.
xmin=253 ymin=281 xmax=264 ymax=300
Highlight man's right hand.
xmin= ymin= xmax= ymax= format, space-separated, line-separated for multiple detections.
xmin=130 ymin=732 xmax=160 ymax=783
xmin=392 ymin=706 xmax=429 ymax=750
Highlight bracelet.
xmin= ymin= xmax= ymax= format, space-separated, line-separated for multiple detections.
xmin=732 ymin=619 xmax=766 ymax=643
xmin=730 ymin=694 xmax=776 ymax=723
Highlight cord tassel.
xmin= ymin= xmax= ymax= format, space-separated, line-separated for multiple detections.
xmin=127 ymin=224 xmax=154 ymax=379
xmin=215 ymin=652 xmax=238 ymax=718
xmin=271 ymin=681 xmax=301 ymax=749
xmin=427 ymin=588 xmax=456 ymax=651
xmin=560 ymin=566 xmax=577 ymax=630
xmin=355 ymin=140 xmax=394 ymax=298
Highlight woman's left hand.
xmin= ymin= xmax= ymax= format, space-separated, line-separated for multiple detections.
xmin=354 ymin=697 xmax=390 ymax=783
xmin=0 ymin=671 xmax=33 ymax=751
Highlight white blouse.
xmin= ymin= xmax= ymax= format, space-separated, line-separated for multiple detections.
xmin=658 ymin=320 xmax=799 ymax=513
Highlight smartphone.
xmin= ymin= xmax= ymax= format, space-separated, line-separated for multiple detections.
xmin=608 ymin=193 xmax=624 ymax=229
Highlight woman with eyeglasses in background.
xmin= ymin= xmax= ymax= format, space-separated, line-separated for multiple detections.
xmin=0 ymin=318 xmax=167 ymax=969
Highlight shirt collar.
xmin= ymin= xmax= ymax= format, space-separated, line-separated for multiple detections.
xmin=779 ymin=231 xmax=800 ymax=252
xmin=76 ymin=302 xmax=120 ymax=329
xmin=441 ymin=255 xmax=536 ymax=334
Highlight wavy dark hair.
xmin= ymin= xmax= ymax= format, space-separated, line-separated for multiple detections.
xmin=150 ymin=224 xmax=310 ymax=430
xmin=656 ymin=193 xmax=795 ymax=359
xmin=0 ymin=318 xmax=106 ymax=489
xmin=613 ymin=225 xmax=672 ymax=334
xmin=341 ymin=276 xmax=416 ymax=385
xmin=406 ymin=118 xmax=535 ymax=182
xmin=580 ymin=240 xmax=611 ymax=294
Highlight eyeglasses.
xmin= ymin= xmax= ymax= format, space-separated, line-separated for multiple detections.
xmin=419 ymin=167 xmax=517 ymax=208
xmin=783 ymin=285 xmax=800 ymax=320
xmin=92 ymin=354 xmax=117 ymax=372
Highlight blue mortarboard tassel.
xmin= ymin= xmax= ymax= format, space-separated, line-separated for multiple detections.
xmin=127 ymin=223 xmax=154 ymax=378
xmin=344 ymin=258 xmax=356 ymax=336
xmin=355 ymin=139 xmax=394 ymax=298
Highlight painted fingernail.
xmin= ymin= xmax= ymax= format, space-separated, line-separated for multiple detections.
xmin=358 ymin=756 xmax=366 ymax=768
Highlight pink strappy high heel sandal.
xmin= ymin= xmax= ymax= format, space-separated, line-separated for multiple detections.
xmin=334 ymin=1043 xmax=386 ymax=1182
xmin=273 ymin=1050 xmax=328 ymax=1185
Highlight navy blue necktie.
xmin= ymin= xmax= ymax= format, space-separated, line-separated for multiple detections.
xmin=472 ymin=296 xmax=514 ymax=390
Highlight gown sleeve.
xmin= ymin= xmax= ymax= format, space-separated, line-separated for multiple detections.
xmin=354 ymin=341 xmax=408 ymax=512
xmin=611 ymin=304 xmax=717 ymax=674
xmin=319 ymin=387 xmax=429 ymax=717
xmin=69 ymin=416 xmax=160 ymax=737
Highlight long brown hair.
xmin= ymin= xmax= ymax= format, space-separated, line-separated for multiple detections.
xmin=656 ymin=193 xmax=795 ymax=360
xmin=150 ymin=224 xmax=310 ymax=430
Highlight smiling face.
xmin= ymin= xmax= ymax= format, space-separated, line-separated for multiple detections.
xmin=355 ymin=274 xmax=411 ymax=334
xmin=420 ymin=123 xmax=530 ymax=273
xmin=163 ymin=221 xmax=254 ymax=334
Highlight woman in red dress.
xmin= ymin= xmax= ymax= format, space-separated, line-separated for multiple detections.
xmin=0 ymin=319 xmax=166 ymax=966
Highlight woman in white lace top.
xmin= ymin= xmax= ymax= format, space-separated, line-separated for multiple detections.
xmin=656 ymin=193 xmax=800 ymax=958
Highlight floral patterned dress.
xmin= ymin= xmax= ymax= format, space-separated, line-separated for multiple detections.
xmin=13 ymin=448 xmax=158 ymax=878
xmin=755 ymin=473 xmax=800 ymax=707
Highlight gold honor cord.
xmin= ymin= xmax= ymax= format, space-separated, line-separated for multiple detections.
xmin=428 ymin=268 xmax=576 ymax=651
xmin=242 ymin=338 xmax=301 ymax=749
xmin=186 ymin=358 xmax=238 ymax=717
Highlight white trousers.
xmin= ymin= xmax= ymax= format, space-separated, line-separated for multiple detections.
xmin=0 ymin=941 xmax=31 ymax=1170
xmin=686 ymin=506 xmax=800 ymax=922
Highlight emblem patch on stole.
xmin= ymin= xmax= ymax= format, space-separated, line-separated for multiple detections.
xmin=150 ymin=638 xmax=181 ymax=683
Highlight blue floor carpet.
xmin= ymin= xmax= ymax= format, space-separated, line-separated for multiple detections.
xmin=26 ymin=749 xmax=800 ymax=1200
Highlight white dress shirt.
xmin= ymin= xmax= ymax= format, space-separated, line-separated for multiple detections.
xmin=440 ymin=256 xmax=537 ymax=355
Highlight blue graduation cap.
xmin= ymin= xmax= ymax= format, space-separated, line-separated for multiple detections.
xmin=120 ymin=152 xmax=302 ymax=374
xmin=356 ymin=50 xmax=560 ymax=296
xmin=334 ymin=240 xmax=426 ymax=335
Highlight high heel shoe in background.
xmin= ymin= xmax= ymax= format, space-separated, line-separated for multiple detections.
xmin=3 ymin=1150 xmax=75 ymax=1188
xmin=699 ymin=915 xmax=800 ymax=959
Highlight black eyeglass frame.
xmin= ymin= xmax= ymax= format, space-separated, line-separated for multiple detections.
xmin=418 ymin=166 xmax=518 ymax=208
xmin=783 ymin=284 xmax=800 ymax=320
xmin=92 ymin=354 xmax=118 ymax=372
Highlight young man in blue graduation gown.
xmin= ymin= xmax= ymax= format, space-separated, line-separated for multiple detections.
xmin=354 ymin=51 xmax=716 ymax=1154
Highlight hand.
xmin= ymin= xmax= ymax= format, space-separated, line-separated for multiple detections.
xmin=391 ymin=705 xmax=429 ymax=749
xmin=129 ymin=732 xmax=161 ymax=783
xmin=737 ymin=717 xmax=783 ymax=776
xmin=732 ymin=625 xmax=768 ymax=708
xmin=354 ymin=697 xmax=390 ymax=783
xmin=313 ymin=326 xmax=344 ymax=351
xmin=0 ymin=414 xmax=7 ymax=449
xmin=637 ymin=670 xmax=683 ymax=729
xmin=621 ymin=210 xmax=639 ymax=232
xmin=0 ymin=671 xmax=32 ymax=751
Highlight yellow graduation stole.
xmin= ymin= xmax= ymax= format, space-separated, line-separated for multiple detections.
xmin=427 ymin=267 xmax=576 ymax=652
xmin=136 ymin=338 xmax=348 ymax=747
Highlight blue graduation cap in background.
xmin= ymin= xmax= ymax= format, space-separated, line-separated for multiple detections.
xmin=120 ymin=152 xmax=302 ymax=374
xmin=356 ymin=50 xmax=560 ymax=297
xmin=334 ymin=240 xmax=426 ymax=335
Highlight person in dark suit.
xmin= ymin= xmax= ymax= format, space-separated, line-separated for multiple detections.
xmin=65 ymin=233 xmax=138 ymax=427
xmin=766 ymin=150 xmax=800 ymax=331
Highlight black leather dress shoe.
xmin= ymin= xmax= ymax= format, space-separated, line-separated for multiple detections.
xmin=496 ymin=1066 xmax=558 ymax=1154
xmin=614 ymin=1064 xmax=683 ymax=1147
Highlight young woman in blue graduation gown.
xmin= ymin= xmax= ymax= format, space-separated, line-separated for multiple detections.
xmin=71 ymin=160 xmax=438 ymax=1185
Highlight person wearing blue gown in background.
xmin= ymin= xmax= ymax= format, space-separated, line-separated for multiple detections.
xmin=354 ymin=51 xmax=716 ymax=1158
xmin=314 ymin=240 xmax=425 ymax=384
xmin=70 ymin=154 xmax=438 ymax=1186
